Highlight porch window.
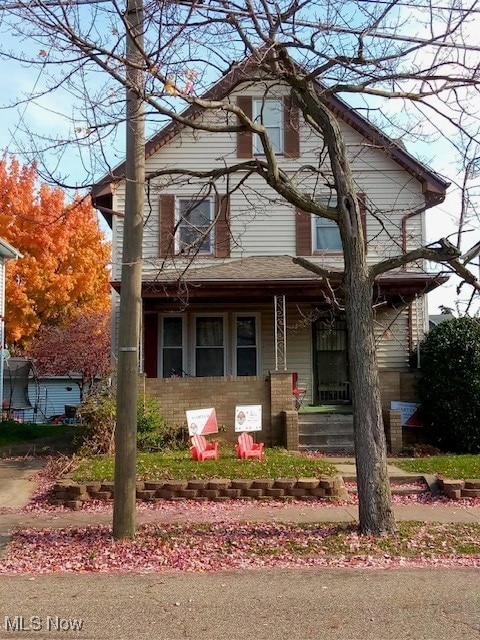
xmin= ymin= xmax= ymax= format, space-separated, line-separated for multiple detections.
xmin=313 ymin=196 xmax=342 ymax=252
xmin=177 ymin=197 xmax=214 ymax=254
xmin=195 ymin=316 xmax=225 ymax=376
xmin=253 ymin=99 xmax=283 ymax=155
xmin=235 ymin=315 xmax=258 ymax=376
xmin=161 ymin=316 xmax=184 ymax=377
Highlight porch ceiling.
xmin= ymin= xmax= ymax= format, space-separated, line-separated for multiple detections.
xmin=111 ymin=256 xmax=448 ymax=307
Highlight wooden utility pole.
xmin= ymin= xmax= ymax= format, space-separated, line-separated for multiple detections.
xmin=113 ymin=0 xmax=145 ymax=539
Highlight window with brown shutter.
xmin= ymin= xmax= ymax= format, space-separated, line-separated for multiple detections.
xmin=158 ymin=194 xmax=230 ymax=258
xmin=295 ymin=193 xmax=368 ymax=256
xmin=236 ymin=94 xmax=300 ymax=158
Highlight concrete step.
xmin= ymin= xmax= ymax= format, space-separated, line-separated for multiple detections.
xmin=298 ymin=413 xmax=353 ymax=424
xmin=299 ymin=424 xmax=354 ymax=436
xmin=299 ymin=443 xmax=355 ymax=454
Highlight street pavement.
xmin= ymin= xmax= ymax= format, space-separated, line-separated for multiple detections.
xmin=0 ymin=569 xmax=479 ymax=640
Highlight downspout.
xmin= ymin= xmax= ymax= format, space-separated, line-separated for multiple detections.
xmin=402 ymin=210 xmax=420 ymax=355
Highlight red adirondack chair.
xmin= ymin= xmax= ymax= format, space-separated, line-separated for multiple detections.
xmin=190 ymin=435 xmax=219 ymax=461
xmin=235 ymin=432 xmax=264 ymax=460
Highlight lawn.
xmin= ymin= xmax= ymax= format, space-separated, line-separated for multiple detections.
xmin=72 ymin=447 xmax=338 ymax=482
xmin=0 ymin=422 xmax=79 ymax=449
xmin=394 ymin=454 xmax=480 ymax=479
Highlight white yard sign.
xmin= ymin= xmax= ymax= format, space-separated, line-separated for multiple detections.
xmin=235 ymin=405 xmax=262 ymax=432
xmin=186 ymin=408 xmax=219 ymax=436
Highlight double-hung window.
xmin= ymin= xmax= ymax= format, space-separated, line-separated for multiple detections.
xmin=313 ymin=196 xmax=342 ymax=252
xmin=195 ymin=316 xmax=225 ymax=376
xmin=177 ymin=197 xmax=214 ymax=255
xmin=253 ymin=99 xmax=283 ymax=155
xmin=235 ymin=315 xmax=258 ymax=376
xmin=161 ymin=316 xmax=184 ymax=377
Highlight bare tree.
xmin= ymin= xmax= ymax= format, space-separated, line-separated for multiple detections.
xmin=2 ymin=0 xmax=480 ymax=534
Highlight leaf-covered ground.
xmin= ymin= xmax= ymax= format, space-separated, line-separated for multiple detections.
xmin=0 ymin=521 xmax=479 ymax=574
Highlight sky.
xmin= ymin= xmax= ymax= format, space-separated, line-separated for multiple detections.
xmin=0 ymin=1 xmax=478 ymax=318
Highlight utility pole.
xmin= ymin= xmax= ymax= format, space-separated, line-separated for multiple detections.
xmin=113 ymin=0 xmax=145 ymax=539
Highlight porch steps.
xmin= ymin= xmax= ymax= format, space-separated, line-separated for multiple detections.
xmin=298 ymin=412 xmax=355 ymax=454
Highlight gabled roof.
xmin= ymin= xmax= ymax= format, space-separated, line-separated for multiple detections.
xmin=92 ymin=51 xmax=449 ymax=211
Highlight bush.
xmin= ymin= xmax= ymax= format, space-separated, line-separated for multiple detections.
xmin=418 ymin=317 xmax=480 ymax=453
xmin=77 ymin=386 xmax=187 ymax=454
xmin=137 ymin=395 xmax=188 ymax=451
xmin=76 ymin=385 xmax=116 ymax=455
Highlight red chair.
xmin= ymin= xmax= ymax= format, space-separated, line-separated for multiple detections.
xmin=190 ymin=435 xmax=219 ymax=461
xmin=292 ymin=372 xmax=307 ymax=410
xmin=235 ymin=432 xmax=264 ymax=460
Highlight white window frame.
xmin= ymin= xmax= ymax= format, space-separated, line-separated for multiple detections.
xmin=175 ymin=196 xmax=215 ymax=255
xmin=193 ymin=313 xmax=227 ymax=377
xmin=253 ymin=98 xmax=284 ymax=155
xmin=233 ymin=313 xmax=261 ymax=376
xmin=158 ymin=315 xmax=187 ymax=378
xmin=312 ymin=196 xmax=342 ymax=253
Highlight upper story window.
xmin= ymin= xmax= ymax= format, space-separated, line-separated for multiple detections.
xmin=177 ymin=197 xmax=214 ymax=255
xmin=253 ymin=99 xmax=283 ymax=155
xmin=313 ymin=196 xmax=342 ymax=252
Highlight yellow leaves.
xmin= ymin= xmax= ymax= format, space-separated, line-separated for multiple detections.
xmin=164 ymin=76 xmax=179 ymax=96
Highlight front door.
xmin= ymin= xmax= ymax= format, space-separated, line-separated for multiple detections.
xmin=313 ymin=319 xmax=350 ymax=404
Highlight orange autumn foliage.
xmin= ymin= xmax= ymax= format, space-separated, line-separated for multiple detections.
xmin=0 ymin=157 xmax=111 ymax=349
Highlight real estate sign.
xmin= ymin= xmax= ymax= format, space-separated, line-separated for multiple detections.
xmin=390 ymin=401 xmax=422 ymax=427
xmin=234 ymin=405 xmax=262 ymax=432
xmin=186 ymin=407 xmax=218 ymax=436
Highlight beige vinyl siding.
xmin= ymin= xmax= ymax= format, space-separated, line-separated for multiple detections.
xmin=112 ymin=82 xmax=429 ymax=277
xmin=375 ymin=307 xmax=410 ymax=370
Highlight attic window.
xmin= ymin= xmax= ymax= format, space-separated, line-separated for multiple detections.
xmin=253 ymin=99 xmax=283 ymax=155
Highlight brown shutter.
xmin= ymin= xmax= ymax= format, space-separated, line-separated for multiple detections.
xmin=143 ymin=313 xmax=158 ymax=378
xmin=237 ymin=96 xmax=253 ymax=158
xmin=358 ymin=192 xmax=367 ymax=250
xmin=159 ymin=194 xmax=175 ymax=258
xmin=295 ymin=208 xmax=312 ymax=256
xmin=284 ymin=94 xmax=300 ymax=158
xmin=215 ymin=194 xmax=231 ymax=258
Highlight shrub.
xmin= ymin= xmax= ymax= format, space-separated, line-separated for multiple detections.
xmin=77 ymin=386 xmax=187 ymax=454
xmin=76 ymin=385 xmax=116 ymax=455
xmin=418 ymin=317 xmax=480 ymax=453
xmin=137 ymin=395 xmax=188 ymax=451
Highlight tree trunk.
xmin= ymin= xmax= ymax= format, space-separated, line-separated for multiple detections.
xmin=291 ymin=82 xmax=395 ymax=535
xmin=344 ymin=269 xmax=396 ymax=535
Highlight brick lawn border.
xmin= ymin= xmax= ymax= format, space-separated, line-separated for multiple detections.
xmin=50 ymin=476 xmax=348 ymax=510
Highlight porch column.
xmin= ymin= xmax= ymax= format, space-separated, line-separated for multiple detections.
xmin=270 ymin=370 xmax=296 ymax=447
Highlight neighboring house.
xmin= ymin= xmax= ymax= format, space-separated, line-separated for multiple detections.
xmin=0 ymin=238 xmax=22 ymax=411
xmin=92 ymin=58 xmax=449 ymax=447
xmin=429 ymin=312 xmax=455 ymax=330
xmin=2 ymin=356 xmax=82 ymax=423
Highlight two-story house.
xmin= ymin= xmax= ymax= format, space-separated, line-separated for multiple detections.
xmin=92 ymin=58 xmax=449 ymax=451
